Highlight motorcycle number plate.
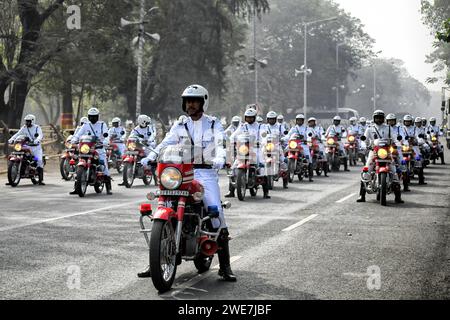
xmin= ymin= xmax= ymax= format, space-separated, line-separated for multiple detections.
xmin=127 ymin=151 xmax=139 ymax=155
xmin=156 ymin=190 xmax=190 ymax=197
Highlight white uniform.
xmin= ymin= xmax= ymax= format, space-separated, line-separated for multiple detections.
xmin=309 ymin=125 xmax=326 ymax=154
xmin=108 ymin=126 xmax=127 ymax=156
xmin=364 ymin=124 xmax=399 ymax=182
xmin=326 ymin=124 xmax=348 ymax=157
xmin=9 ymin=124 xmax=44 ymax=168
xmin=71 ymin=121 xmax=110 ymax=176
xmin=414 ymin=125 xmax=431 ymax=153
xmin=130 ymin=125 xmax=157 ymax=155
xmin=143 ymin=115 xmax=227 ymax=229
xmin=287 ymin=125 xmax=313 ymax=164
xmin=263 ymin=123 xmax=286 ymax=163
xmin=389 ymin=124 xmax=404 ymax=166
xmin=230 ymin=122 xmax=265 ymax=166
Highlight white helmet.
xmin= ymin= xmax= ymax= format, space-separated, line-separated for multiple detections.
xmin=333 ymin=116 xmax=342 ymax=122
xmin=308 ymin=117 xmax=317 ymax=123
xmin=244 ymin=108 xmax=258 ymax=117
xmin=277 ymin=115 xmax=284 ymax=121
xmin=138 ymin=114 xmax=148 ymax=127
xmin=88 ymin=108 xmax=100 ymax=116
xmin=181 ymin=84 xmax=209 ymax=112
xmin=359 ymin=117 xmax=367 ymax=123
xmin=24 ymin=114 xmax=36 ymax=125
xmin=80 ymin=117 xmax=88 ymax=125
xmin=414 ymin=117 xmax=422 ymax=123
xmin=386 ymin=113 xmax=396 ymax=121
xmin=266 ymin=111 xmax=278 ymax=119
xmin=296 ymin=114 xmax=305 ymax=120
xmin=350 ymin=117 xmax=357 ymax=124
xmin=403 ymin=115 xmax=413 ymax=122
xmin=429 ymin=117 xmax=436 ymax=123
xmin=232 ymin=116 xmax=241 ymax=123
xmin=256 ymin=116 xmax=264 ymax=123
xmin=112 ymin=117 xmax=121 ymax=125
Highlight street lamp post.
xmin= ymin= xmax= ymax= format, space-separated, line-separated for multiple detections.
xmin=253 ymin=5 xmax=258 ymax=105
xmin=302 ymin=17 xmax=338 ymax=118
xmin=372 ymin=50 xmax=382 ymax=112
xmin=121 ymin=5 xmax=160 ymax=120
xmin=336 ymin=42 xmax=345 ymax=113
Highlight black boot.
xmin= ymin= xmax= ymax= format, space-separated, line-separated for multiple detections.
xmin=344 ymin=159 xmax=350 ymax=172
xmin=394 ymin=189 xmax=404 ymax=204
xmin=224 ymin=185 xmax=235 ymax=198
xmin=217 ymin=229 xmax=237 ymax=282
xmin=37 ymin=167 xmax=45 ymax=186
xmin=356 ymin=182 xmax=366 ymax=203
xmin=308 ymin=164 xmax=314 ymax=182
xmin=105 ymin=176 xmax=113 ymax=195
xmin=137 ymin=265 xmax=151 ymax=278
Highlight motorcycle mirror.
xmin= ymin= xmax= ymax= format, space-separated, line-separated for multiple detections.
xmin=103 ymin=133 xmax=109 ymax=138
xmin=9 ymin=130 xmax=16 ymax=135
xmin=405 ymin=136 xmax=410 ymax=140
xmin=308 ymin=133 xmax=313 ymax=137
xmin=121 ymin=131 xmax=125 ymax=135
xmin=360 ymin=136 xmax=367 ymax=141
xmin=284 ymin=131 xmax=289 ymax=135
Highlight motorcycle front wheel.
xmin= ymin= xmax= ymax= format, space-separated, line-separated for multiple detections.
xmin=150 ymin=220 xmax=177 ymax=293
xmin=236 ymin=169 xmax=247 ymax=201
xmin=75 ymin=167 xmax=88 ymax=197
xmin=288 ymin=159 xmax=296 ymax=183
xmin=60 ymin=158 xmax=72 ymax=181
xmin=380 ymin=172 xmax=387 ymax=206
xmin=7 ymin=162 xmax=21 ymax=187
xmin=122 ymin=162 xmax=135 ymax=188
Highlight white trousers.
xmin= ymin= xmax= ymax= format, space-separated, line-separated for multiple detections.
xmin=29 ymin=145 xmax=44 ymax=168
xmin=194 ymin=169 xmax=227 ymax=229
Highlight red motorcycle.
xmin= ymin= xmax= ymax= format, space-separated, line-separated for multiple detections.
xmin=7 ymin=135 xmax=46 ymax=187
xmin=73 ymin=135 xmax=108 ymax=197
xmin=122 ymin=136 xmax=156 ymax=188
xmin=326 ymin=134 xmax=344 ymax=171
xmin=107 ymin=134 xmax=124 ymax=174
xmin=345 ymin=133 xmax=358 ymax=166
xmin=286 ymin=133 xmax=310 ymax=182
xmin=308 ymin=136 xmax=328 ymax=177
xmin=60 ymin=135 xmax=78 ymax=181
xmin=140 ymin=145 xmax=231 ymax=293
xmin=264 ymin=133 xmax=289 ymax=189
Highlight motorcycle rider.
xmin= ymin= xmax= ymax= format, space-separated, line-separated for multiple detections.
xmin=108 ymin=117 xmax=127 ymax=157
xmin=402 ymin=115 xmax=427 ymax=185
xmin=357 ymin=110 xmax=404 ymax=203
xmin=74 ymin=117 xmax=88 ymax=136
xmin=7 ymin=114 xmax=46 ymax=186
xmin=225 ymin=116 xmax=241 ymax=137
xmin=70 ymin=107 xmax=113 ymax=195
xmin=287 ymin=114 xmax=314 ymax=182
xmin=277 ymin=114 xmax=290 ymax=133
xmin=386 ymin=113 xmax=408 ymax=191
xmin=263 ymin=111 xmax=288 ymax=173
xmin=308 ymin=117 xmax=328 ymax=177
xmin=227 ymin=108 xmax=269 ymax=198
xmin=415 ymin=116 xmax=431 ymax=156
xmin=359 ymin=117 xmax=368 ymax=132
xmin=428 ymin=117 xmax=445 ymax=164
xmin=139 ymin=84 xmax=236 ymax=282
xmin=325 ymin=116 xmax=350 ymax=172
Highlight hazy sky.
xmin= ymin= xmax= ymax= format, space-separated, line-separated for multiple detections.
xmin=335 ymin=0 xmax=445 ymax=93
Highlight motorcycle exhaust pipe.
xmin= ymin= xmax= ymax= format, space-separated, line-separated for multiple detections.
xmin=199 ymin=238 xmax=219 ymax=256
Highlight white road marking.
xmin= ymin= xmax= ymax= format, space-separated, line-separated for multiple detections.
xmin=168 ymin=256 xmax=242 ymax=300
xmin=336 ymin=193 xmax=357 ymax=203
xmin=282 ymin=214 xmax=319 ymax=232
xmin=343 ymin=272 xmax=367 ymax=278
xmin=0 ymin=201 xmax=142 ymax=232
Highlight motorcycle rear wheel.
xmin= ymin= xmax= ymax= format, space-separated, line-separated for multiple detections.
xmin=7 ymin=162 xmax=21 ymax=187
xmin=150 ymin=220 xmax=177 ymax=293
xmin=194 ymin=254 xmax=214 ymax=274
xmin=94 ymin=182 xmax=104 ymax=194
xmin=236 ymin=169 xmax=247 ymax=201
xmin=143 ymin=174 xmax=153 ymax=186
xmin=60 ymin=158 xmax=72 ymax=181
xmin=288 ymin=159 xmax=296 ymax=183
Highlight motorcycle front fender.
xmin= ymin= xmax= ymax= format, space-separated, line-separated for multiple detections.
xmin=153 ymin=207 xmax=177 ymax=221
xmin=123 ymin=156 xmax=135 ymax=164
xmin=9 ymin=156 xmax=22 ymax=162
xmin=378 ymin=167 xmax=390 ymax=173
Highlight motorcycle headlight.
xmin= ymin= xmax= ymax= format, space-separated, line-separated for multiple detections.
xmin=65 ymin=142 xmax=73 ymax=149
xmin=266 ymin=143 xmax=275 ymax=152
xmin=402 ymin=146 xmax=410 ymax=152
xmin=431 ymin=136 xmax=437 ymax=142
xmin=80 ymin=144 xmax=90 ymax=154
xmin=289 ymin=141 xmax=298 ymax=149
xmin=238 ymin=145 xmax=249 ymax=156
xmin=327 ymin=138 xmax=335 ymax=145
xmin=377 ymin=148 xmax=388 ymax=159
xmin=348 ymin=136 xmax=355 ymax=143
xmin=128 ymin=142 xmax=136 ymax=151
xmin=160 ymin=167 xmax=183 ymax=190
xmin=14 ymin=144 xmax=22 ymax=152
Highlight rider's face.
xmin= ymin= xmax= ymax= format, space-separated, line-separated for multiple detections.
xmin=387 ymin=120 xmax=396 ymax=126
xmin=25 ymin=120 xmax=32 ymax=128
xmin=430 ymin=121 xmax=436 ymax=126
xmin=374 ymin=116 xmax=384 ymax=125
xmin=415 ymin=122 xmax=422 ymax=127
xmin=308 ymin=121 xmax=316 ymax=127
xmin=404 ymin=121 xmax=412 ymax=127
xmin=245 ymin=116 xmax=256 ymax=125
xmin=296 ymin=119 xmax=304 ymax=126
xmin=268 ymin=118 xmax=277 ymax=126
xmin=113 ymin=123 xmax=119 ymax=128
xmin=185 ymin=98 xmax=203 ymax=117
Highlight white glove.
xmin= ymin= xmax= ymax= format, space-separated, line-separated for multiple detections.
xmin=212 ymin=158 xmax=225 ymax=170
xmin=8 ymin=139 xmax=13 ymax=144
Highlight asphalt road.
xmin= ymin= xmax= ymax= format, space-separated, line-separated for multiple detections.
xmin=0 ymin=145 xmax=449 ymax=300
